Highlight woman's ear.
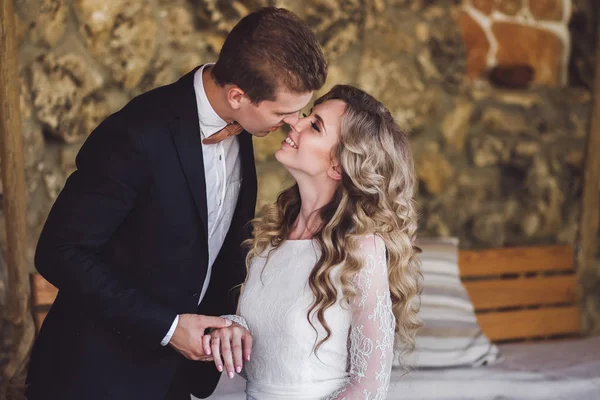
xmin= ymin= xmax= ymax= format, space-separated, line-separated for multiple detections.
xmin=328 ymin=164 xmax=342 ymax=181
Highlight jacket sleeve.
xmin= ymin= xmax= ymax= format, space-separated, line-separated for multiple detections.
xmin=35 ymin=113 xmax=176 ymax=348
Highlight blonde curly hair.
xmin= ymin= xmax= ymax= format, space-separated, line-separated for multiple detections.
xmin=244 ymin=85 xmax=422 ymax=362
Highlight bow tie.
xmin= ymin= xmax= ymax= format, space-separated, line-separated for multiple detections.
xmin=202 ymin=122 xmax=244 ymax=145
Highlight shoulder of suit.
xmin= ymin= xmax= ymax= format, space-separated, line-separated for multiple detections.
xmin=105 ymin=82 xmax=180 ymax=136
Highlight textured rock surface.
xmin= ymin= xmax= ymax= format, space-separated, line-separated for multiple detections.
xmin=74 ymin=0 xmax=158 ymax=89
xmin=7 ymin=0 xmax=598 ymax=331
xmin=31 ymin=0 xmax=68 ymax=46
xmin=460 ymin=0 xmax=572 ymax=87
xmin=28 ymin=53 xmax=105 ymax=143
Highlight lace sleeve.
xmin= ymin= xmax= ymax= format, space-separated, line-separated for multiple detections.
xmin=220 ymin=314 xmax=250 ymax=332
xmin=325 ymin=235 xmax=395 ymax=400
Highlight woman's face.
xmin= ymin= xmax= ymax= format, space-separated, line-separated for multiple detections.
xmin=275 ymin=99 xmax=346 ymax=180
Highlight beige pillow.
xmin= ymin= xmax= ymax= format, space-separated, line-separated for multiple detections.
xmin=396 ymin=237 xmax=500 ymax=368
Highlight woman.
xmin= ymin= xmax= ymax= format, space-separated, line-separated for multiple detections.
xmin=205 ymin=85 xmax=422 ymax=399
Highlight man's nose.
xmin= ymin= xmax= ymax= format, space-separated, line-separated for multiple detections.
xmin=283 ymin=112 xmax=299 ymax=127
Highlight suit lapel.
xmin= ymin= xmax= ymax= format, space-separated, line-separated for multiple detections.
xmin=238 ymin=132 xmax=257 ymax=209
xmin=168 ymin=67 xmax=209 ymax=240
xmin=168 ymin=66 xmax=258 ymax=244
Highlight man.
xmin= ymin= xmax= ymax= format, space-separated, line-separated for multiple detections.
xmin=26 ymin=7 xmax=327 ymax=399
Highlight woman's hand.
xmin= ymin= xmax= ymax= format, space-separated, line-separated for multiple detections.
xmin=201 ymin=323 xmax=253 ymax=378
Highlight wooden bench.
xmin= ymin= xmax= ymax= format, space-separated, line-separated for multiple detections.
xmin=30 ymin=272 xmax=56 ymax=331
xmin=459 ymin=244 xmax=580 ymax=342
xmin=30 ymin=244 xmax=581 ymax=342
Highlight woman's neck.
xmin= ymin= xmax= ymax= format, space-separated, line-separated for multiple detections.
xmin=289 ymin=177 xmax=337 ymax=240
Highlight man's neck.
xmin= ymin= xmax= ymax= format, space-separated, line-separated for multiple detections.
xmin=202 ymin=66 xmax=235 ymax=123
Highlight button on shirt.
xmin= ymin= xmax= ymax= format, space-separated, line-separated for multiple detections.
xmin=161 ymin=64 xmax=242 ymax=345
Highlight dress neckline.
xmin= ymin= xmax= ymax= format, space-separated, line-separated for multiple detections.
xmin=283 ymin=238 xmax=315 ymax=244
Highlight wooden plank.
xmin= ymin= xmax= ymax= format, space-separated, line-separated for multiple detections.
xmin=577 ymin=2 xmax=600 ymax=335
xmin=33 ymin=311 xmax=48 ymax=332
xmin=30 ymin=273 xmax=58 ymax=306
xmin=464 ymin=275 xmax=578 ymax=310
xmin=459 ymin=245 xmax=574 ymax=278
xmin=477 ymin=306 xmax=580 ymax=341
xmin=1 ymin=0 xmax=36 ymax=390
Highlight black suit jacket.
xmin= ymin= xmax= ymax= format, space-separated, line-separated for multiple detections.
xmin=26 ymin=67 xmax=257 ymax=400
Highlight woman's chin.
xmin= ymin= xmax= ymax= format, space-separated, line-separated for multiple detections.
xmin=274 ymin=149 xmax=287 ymax=164
xmin=274 ymin=151 xmax=294 ymax=171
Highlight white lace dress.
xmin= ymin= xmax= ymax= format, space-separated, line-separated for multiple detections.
xmin=237 ymin=235 xmax=395 ymax=400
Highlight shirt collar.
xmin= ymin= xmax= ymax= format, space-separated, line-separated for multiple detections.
xmin=193 ymin=63 xmax=228 ymax=138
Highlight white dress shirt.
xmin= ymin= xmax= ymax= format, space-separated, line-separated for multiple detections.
xmin=161 ymin=64 xmax=242 ymax=345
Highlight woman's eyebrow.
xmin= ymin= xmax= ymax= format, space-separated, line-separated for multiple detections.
xmin=314 ymin=114 xmax=327 ymax=134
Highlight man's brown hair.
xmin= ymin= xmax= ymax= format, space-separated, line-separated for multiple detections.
xmin=212 ymin=7 xmax=327 ymax=104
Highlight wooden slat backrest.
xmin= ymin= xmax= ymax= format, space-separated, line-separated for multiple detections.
xmin=462 ymin=275 xmax=578 ymax=309
xmin=34 ymin=311 xmax=48 ymax=332
xmin=459 ymin=245 xmax=580 ymax=342
xmin=29 ymin=245 xmax=581 ymax=342
xmin=31 ymin=273 xmax=58 ymax=306
xmin=30 ymin=273 xmax=57 ymax=331
xmin=458 ymin=245 xmax=574 ymax=277
xmin=476 ymin=306 xmax=581 ymax=341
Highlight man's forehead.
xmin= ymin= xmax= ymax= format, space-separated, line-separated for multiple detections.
xmin=270 ymin=90 xmax=313 ymax=108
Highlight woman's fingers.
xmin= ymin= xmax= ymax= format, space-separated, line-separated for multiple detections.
xmin=207 ymin=325 xmax=252 ymax=377
xmin=231 ymin=329 xmax=244 ymax=374
xmin=242 ymin=330 xmax=253 ymax=363
xmin=202 ymin=334 xmax=212 ymax=356
xmin=219 ymin=332 xmax=235 ymax=379
xmin=210 ymin=335 xmax=223 ymax=373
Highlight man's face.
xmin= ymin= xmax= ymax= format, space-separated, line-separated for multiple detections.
xmin=235 ymin=90 xmax=314 ymax=137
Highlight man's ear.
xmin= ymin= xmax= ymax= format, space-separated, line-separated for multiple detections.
xmin=328 ymin=164 xmax=342 ymax=181
xmin=227 ymin=86 xmax=246 ymax=110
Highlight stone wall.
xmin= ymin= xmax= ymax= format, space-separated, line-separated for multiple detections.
xmin=1 ymin=0 xmax=598 ymax=329
xmin=461 ymin=0 xmax=572 ymax=86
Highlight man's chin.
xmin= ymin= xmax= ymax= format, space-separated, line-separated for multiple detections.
xmin=249 ymin=130 xmax=270 ymax=138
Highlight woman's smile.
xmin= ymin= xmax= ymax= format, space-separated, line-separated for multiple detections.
xmin=283 ymin=135 xmax=299 ymax=149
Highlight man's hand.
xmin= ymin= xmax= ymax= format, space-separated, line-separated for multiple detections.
xmin=169 ymin=314 xmax=232 ymax=360
xmin=201 ymin=323 xmax=253 ymax=379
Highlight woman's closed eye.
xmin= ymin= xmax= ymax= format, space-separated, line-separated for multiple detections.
xmin=302 ymin=113 xmax=321 ymax=133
